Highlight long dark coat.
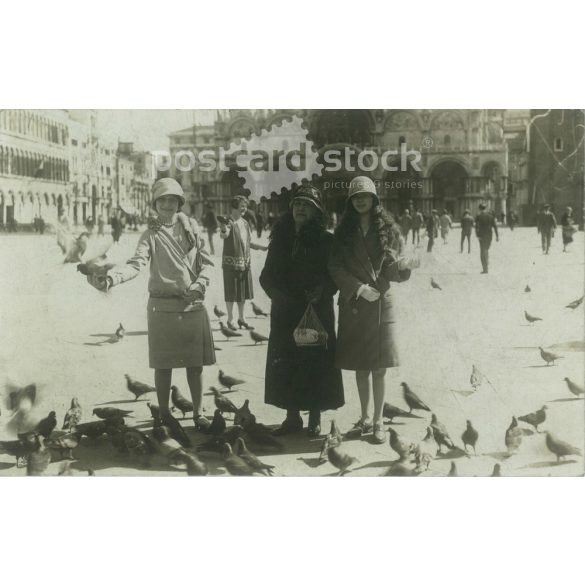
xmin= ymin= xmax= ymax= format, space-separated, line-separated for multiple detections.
xmin=328 ymin=228 xmax=411 ymax=371
xmin=259 ymin=229 xmax=344 ymax=412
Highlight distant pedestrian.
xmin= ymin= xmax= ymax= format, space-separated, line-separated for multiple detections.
xmin=475 ymin=203 xmax=499 ymax=273
xmin=8 ymin=217 xmax=18 ymax=232
xmin=537 ymin=204 xmax=557 ymax=254
xmin=460 ymin=209 xmax=474 ymax=253
xmin=219 ymin=195 xmax=267 ymax=330
xmin=439 ymin=209 xmax=452 ymax=244
xmin=38 ymin=217 xmax=46 ymax=235
xmin=201 ymin=203 xmax=218 ymax=255
xmin=400 ymin=209 xmax=413 ymax=241
xmin=411 ymin=209 xmax=423 ymax=244
xmin=97 ymin=216 xmax=105 ymax=236
xmin=560 ymin=206 xmax=577 ymax=252
xmin=85 ymin=216 xmax=94 ymax=234
xmin=426 ymin=209 xmax=439 ymax=252
xmin=110 ymin=215 xmax=123 ymax=244
xmin=508 ymin=210 xmax=518 ymax=231
xmin=255 ymin=209 xmax=265 ymax=239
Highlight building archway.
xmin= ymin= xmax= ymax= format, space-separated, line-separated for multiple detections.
xmin=312 ymin=110 xmax=374 ymax=149
xmin=384 ymin=164 xmax=422 ymax=216
xmin=430 ymin=160 xmax=468 ymax=217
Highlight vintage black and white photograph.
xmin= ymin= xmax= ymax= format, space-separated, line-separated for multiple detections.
xmin=1 ymin=108 xmax=583 ymax=477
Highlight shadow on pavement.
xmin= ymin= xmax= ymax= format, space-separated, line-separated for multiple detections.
xmin=522 ymin=459 xmax=575 ymax=469
xmin=548 ymin=397 xmax=583 ymax=403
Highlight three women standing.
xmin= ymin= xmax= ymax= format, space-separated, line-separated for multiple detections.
xmin=260 ymin=186 xmax=344 ymax=436
xmin=220 ymin=195 xmax=267 ymax=330
xmin=329 ymin=177 xmax=412 ymax=444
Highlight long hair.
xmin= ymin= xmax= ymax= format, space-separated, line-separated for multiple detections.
xmin=270 ymin=210 xmax=327 ymax=250
xmin=335 ymin=199 xmax=402 ymax=258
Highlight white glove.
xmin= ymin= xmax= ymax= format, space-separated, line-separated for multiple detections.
xmin=360 ymin=285 xmax=381 ymax=302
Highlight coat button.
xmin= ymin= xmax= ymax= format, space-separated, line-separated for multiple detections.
xmin=177 ymin=315 xmax=182 ymax=320
xmin=352 ymin=308 xmax=358 ymax=315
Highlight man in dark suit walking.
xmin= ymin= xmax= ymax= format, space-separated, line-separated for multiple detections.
xmin=537 ymin=203 xmax=557 ymax=254
xmin=475 ymin=203 xmax=499 ymax=273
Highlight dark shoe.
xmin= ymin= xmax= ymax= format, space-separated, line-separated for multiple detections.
xmin=227 ymin=320 xmax=238 ymax=331
xmin=237 ymin=319 xmax=254 ymax=330
xmin=272 ymin=416 xmax=303 ymax=436
xmin=307 ymin=411 xmax=321 ymax=437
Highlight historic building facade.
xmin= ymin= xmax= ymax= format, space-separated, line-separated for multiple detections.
xmin=0 ymin=109 xmax=70 ymax=226
xmin=1 ymin=109 xmax=155 ymax=228
xmin=168 ymin=109 xmax=510 ymax=220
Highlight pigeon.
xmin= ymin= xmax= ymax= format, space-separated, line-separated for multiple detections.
xmin=210 ymin=387 xmax=238 ymax=415
xmin=218 ymin=370 xmax=245 ymax=390
xmin=564 ymin=377 xmax=584 ymax=397
xmin=122 ymin=428 xmax=156 ymax=468
xmin=147 ymin=402 xmax=161 ymax=419
xmin=401 ymin=382 xmax=431 ymax=414
xmin=170 ymin=385 xmax=194 ymax=418
xmin=430 ymin=277 xmax=442 ymax=290
xmin=565 ymin=296 xmax=584 ymax=310
xmin=414 ymin=427 xmax=437 ymax=471
xmin=93 ymin=407 xmax=133 ymax=420
xmin=115 ymin=323 xmax=125 ymax=340
xmin=125 ymin=374 xmax=156 ymax=400
xmin=382 ymin=402 xmax=420 ymax=422
xmin=524 ymin=285 xmax=531 ymax=293
xmin=384 ymin=462 xmax=420 ymax=476
xmin=524 ymin=310 xmax=542 ymax=324
xmin=447 ymin=461 xmax=458 ymax=477
xmin=470 ymin=365 xmax=483 ymax=391
xmin=251 ymin=302 xmax=269 ymax=317
xmin=160 ymin=414 xmax=191 ymax=448
xmin=244 ymin=421 xmax=284 ymax=452
xmin=539 ymin=347 xmax=563 ymax=366
xmin=545 ymin=432 xmax=582 ymax=462
xmin=518 ymin=405 xmax=547 ymax=432
xmin=388 ymin=427 xmax=415 ymax=462
xmin=174 ymin=451 xmax=209 ymax=476
xmin=328 ymin=419 xmax=343 ymax=446
xmin=327 ymin=444 xmax=358 ymax=476
xmin=319 ymin=435 xmax=333 ymax=464
xmin=76 ymin=253 xmax=115 ymax=276
xmin=6 ymin=383 xmax=37 ymax=411
xmin=234 ymin=437 xmax=276 ymax=476
xmin=0 ymin=435 xmax=36 ymax=467
xmin=250 ymin=330 xmax=269 ymax=345
xmin=73 ymin=420 xmax=110 ymax=440
xmin=431 ymin=413 xmax=456 ymax=452
xmin=208 ymin=409 xmax=227 ymax=436
xmin=491 ymin=463 xmax=502 ymax=477
xmin=222 ymin=443 xmax=255 ymax=476
xmin=219 ymin=322 xmax=242 ymax=339
xmin=46 ymin=432 xmax=81 ymax=460
xmin=35 ymin=411 xmax=57 ymax=439
xmin=505 ymin=416 xmax=523 ymax=454
xmin=234 ymin=399 xmax=255 ymax=428
xmin=223 ymin=425 xmax=246 ymax=446
xmin=213 ymin=305 xmax=226 ymax=318
xmin=62 ymin=398 xmax=82 ymax=430
xmin=461 ymin=420 xmax=479 ymax=454
xmin=27 ymin=434 xmax=51 ymax=476
xmin=63 ymin=232 xmax=89 ymax=263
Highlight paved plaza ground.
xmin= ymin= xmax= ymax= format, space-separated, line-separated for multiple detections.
xmin=0 ymin=224 xmax=583 ymax=476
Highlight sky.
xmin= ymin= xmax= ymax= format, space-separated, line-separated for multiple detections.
xmin=95 ymin=109 xmax=218 ymax=151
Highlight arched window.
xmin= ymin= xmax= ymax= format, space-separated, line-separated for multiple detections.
xmin=398 ymin=135 xmax=406 ymax=146
xmin=7 ymin=148 xmax=13 ymax=174
xmin=444 ymin=134 xmax=451 ymax=146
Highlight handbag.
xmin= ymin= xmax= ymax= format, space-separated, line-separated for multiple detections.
xmin=294 ymin=303 xmax=328 ymax=348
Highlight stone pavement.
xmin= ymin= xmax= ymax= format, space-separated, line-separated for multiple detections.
xmin=0 ymin=225 xmax=583 ymax=476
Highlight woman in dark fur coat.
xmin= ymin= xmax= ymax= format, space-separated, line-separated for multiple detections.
xmin=259 ymin=186 xmax=344 ymax=437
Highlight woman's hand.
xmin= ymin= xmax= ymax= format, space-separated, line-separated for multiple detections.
xmin=360 ymin=285 xmax=380 ymax=302
xmin=87 ymin=273 xmax=112 ymax=292
xmin=183 ymin=283 xmax=204 ymax=302
xmin=305 ymin=285 xmax=323 ymax=304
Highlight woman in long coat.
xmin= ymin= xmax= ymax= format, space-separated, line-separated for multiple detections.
xmin=329 ymin=176 xmax=413 ymax=444
xmin=260 ymin=186 xmax=344 ymax=437
xmin=87 ymin=178 xmax=215 ymax=431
